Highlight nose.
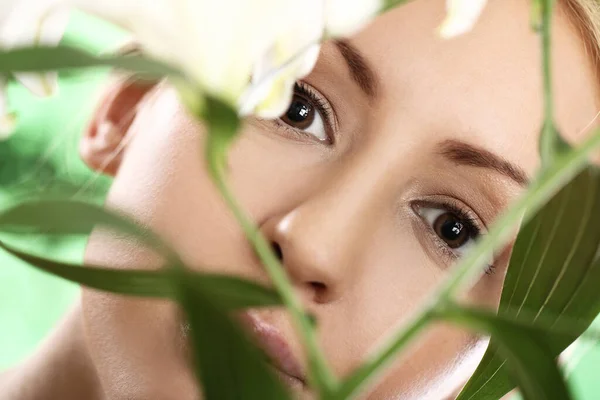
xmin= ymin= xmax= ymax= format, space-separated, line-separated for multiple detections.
xmin=261 ymin=212 xmax=343 ymax=304
xmin=259 ymin=163 xmax=387 ymax=305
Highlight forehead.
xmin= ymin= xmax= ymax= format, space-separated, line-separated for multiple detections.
xmin=346 ymin=0 xmax=599 ymax=175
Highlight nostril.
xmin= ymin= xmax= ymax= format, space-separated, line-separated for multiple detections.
xmin=310 ymin=281 xmax=328 ymax=303
xmin=268 ymin=240 xmax=331 ymax=302
xmin=271 ymin=242 xmax=283 ymax=261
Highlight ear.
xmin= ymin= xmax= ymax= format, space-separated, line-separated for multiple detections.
xmin=80 ymin=77 xmax=156 ymax=176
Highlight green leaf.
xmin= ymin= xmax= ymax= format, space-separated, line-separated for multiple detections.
xmin=441 ymin=305 xmax=572 ymax=400
xmin=457 ymin=167 xmax=600 ymax=400
xmin=381 ymin=0 xmax=410 ymax=13
xmin=176 ymin=275 xmax=290 ymax=400
xmin=0 ymin=239 xmax=281 ymax=309
xmin=0 ymin=198 xmax=173 ymax=258
xmin=0 ymin=199 xmax=282 ymax=309
xmin=0 ymin=46 xmax=182 ymax=81
xmin=203 ymin=96 xmax=241 ymax=143
xmin=198 ymin=275 xmax=283 ymax=310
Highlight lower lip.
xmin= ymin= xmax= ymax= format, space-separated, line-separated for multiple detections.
xmin=238 ymin=312 xmax=305 ymax=386
xmin=270 ymin=366 xmax=305 ymax=390
xmin=180 ymin=315 xmax=305 ymax=389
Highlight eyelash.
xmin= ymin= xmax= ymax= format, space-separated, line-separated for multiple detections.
xmin=437 ymin=201 xmax=482 ymax=236
xmin=414 ymin=199 xmax=496 ymax=275
xmin=272 ymin=81 xmax=336 ymax=142
xmin=298 ymin=82 xmax=334 ymax=125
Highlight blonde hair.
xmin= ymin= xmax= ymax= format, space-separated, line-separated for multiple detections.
xmin=563 ymin=0 xmax=600 ymax=76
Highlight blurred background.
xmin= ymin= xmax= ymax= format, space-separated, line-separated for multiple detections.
xmin=0 ymin=10 xmax=598 ymax=399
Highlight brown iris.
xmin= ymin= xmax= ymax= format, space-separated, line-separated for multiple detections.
xmin=281 ymin=94 xmax=315 ymax=130
xmin=433 ymin=213 xmax=471 ymax=249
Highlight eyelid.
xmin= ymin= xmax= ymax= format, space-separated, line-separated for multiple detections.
xmin=409 ymin=196 xmax=497 ymax=275
xmin=411 ymin=196 xmax=487 ymax=234
xmin=409 ymin=197 xmax=488 ymax=269
xmin=295 ymin=81 xmax=338 ymax=139
xmin=262 ymin=81 xmax=338 ymax=146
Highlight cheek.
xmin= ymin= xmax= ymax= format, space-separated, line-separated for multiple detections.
xmin=81 ymin=291 xmax=199 ymax=399
xmin=367 ymin=325 xmax=487 ymax=400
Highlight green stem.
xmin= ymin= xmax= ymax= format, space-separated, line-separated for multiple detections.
xmin=538 ymin=0 xmax=557 ymax=169
xmin=206 ymin=142 xmax=338 ymax=395
xmin=334 ymin=128 xmax=600 ymax=399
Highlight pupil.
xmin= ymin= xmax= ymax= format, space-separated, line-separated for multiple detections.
xmin=441 ymin=218 xmax=464 ymax=240
xmin=287 ymin=100 xmax=312 ymax=122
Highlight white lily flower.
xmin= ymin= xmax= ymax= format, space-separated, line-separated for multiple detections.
xmin=47 ymin=0 xmax=380 ymax=119
xmin=243 ymin=0 xmax=380 ymax=118
xmin=439 ymin=0 xmax=488 ymax=39
xmin=0 ymin=77 xmax=16 ymax=139
xmin=325 ymin=0 xmax=381 ymax=38
xmin=0 ymin=0 xmax=69 ymax=139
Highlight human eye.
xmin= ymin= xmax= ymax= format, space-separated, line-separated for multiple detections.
xmin=412 ymin=199 xmax=495 ymax=274
xmin=274 ymin=81 xmax=335 ymax=144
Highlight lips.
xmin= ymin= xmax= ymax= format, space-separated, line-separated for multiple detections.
xmin=237 ymin=310 xmax=305 ymax=387
xmin=179 ymin=309 xmax=306 ymax=389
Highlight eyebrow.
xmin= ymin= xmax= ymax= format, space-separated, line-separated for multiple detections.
xmin=333 ymin=39 xmax=378 ymax=99
xmin=438 ymin=139 xmax=529 ymax=186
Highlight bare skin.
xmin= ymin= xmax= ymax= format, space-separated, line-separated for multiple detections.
xmin=2 ymin=0 xmax=599 ymax=399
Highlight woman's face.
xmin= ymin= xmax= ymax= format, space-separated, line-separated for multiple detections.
xmin=80 ymin=0 xmax=598 ymax=399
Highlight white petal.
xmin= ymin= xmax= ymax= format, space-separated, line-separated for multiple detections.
xmin=1 ymin=2 xmax=70 ymax=97
xmin=0 ymin=79 xmax=16 ymax=140
xmin=290 ymin=43 xmax=321 ymax=80
xmin=238 ymin=0 xmax=323 ymax=117
xmin=42 ymin=0 xmax=327 ymax=116
xmin=0 ymin=2 xmax=14 ymax=26
xmin=13 ymin=72 xmax=59 ymax=97
xmin=439 ymin=0 xmax=488 ymax=39
xmin=325 ymin=0 xmax=381 ymax=37
xmin=36 ymin=5 xmax=70 ymax=46
xmin=251 ymin=75 xmax=296 ymax=120
xmin=240 ymin=43 xmax=320 ymax=119
xmin=181 ymin=0 xmax=309 ymax=101
xmin=0 ymin=113 xmax=16 ymax=140
xmin=0 ymin=1 xmax=69 ymax=48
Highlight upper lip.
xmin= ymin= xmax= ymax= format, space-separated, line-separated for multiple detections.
xmin=237 ymin=310 xmax=305 ymax=385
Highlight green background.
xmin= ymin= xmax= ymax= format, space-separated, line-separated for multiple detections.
xmin=0 ymin=12 xmax=598 ymax=398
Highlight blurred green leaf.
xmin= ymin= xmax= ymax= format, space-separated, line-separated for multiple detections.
xmin=457 ymin=167 xmax=600 ymax=400
xmin=176 ymin=275 xmax=290 ymax=400
xmin=0 ymin=238 xmax=172 ymax=296
xmin=0 ymin=46 xmax=182 ymax=81
xmin=0 ymin=198 xmax=172 ymax=257
xmin=203 ymin=96 xmax=241 ymax=143
xmin=442 ymin=305 xmax=572 ymax=400
xmin=198 ymin=275 xmax=283 ymax=310
xmin=204 ymin=97 xmax=241 ymax=178
xmin=381 ymin=0 xmax=410 ymax=12
xmin=0 ymin=239 xmax=281 ymax=309
xmin=0 ymin=199 xmax=283 ymax=309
